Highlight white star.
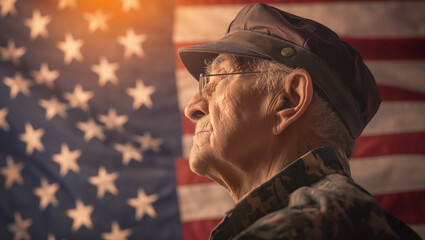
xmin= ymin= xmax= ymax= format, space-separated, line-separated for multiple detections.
xmin=66 ymin=199 xmax=93 ymax=232
xmin=0 ymin=0 xmax=17 ymax=17
xmin=32 ymin=63 xmax=59 ymax=88
xmin=91 ymin=57 xmax=119 ymax=87
xmin=3 ymin=72 xmax=32 ymax=99
xmin=39 ymin=97 xmax=68 ymax=120
xmin=89 ymin=166 xmax=119 ymax=199
xmin=0 ymin=40 xmax=26 ymax=65
xmin=120 ymin=0 xmax=140 ymax=12
xmin=58 ymin=0 xmax=76 ymax=10
xmin=127 ymin=188 xmax=157 ymax=221
xmin=76 ymin=118 xmax=105 ymax=142
xmin=19 ymin=122 xmax=44 ymax=155
xmin=7 ymin=212 xmax=32 ymax=240
xmin=33 ymin=177 xmax=59 ymax=210
xmin=98 ymin=108 xmax=128 ymax=132
xmin=126 ymin=79 xmax=154 ymax=110
xmin=84 ymin=10 xmax=110 ymax=32
xmin=24 ymin=9 xmax=51 ymax=40
xmin=0 ymin=156 xmax=24 ymax=189
xmin=64 ymin=84 xmax=93 ymax=111
xmin=114 ymin=143 xmax=142 ymax=166
xmin=52 ymin=143 xmax=81 ymax=176
xmin=0 ymin=107 xmax=10 ymax=131
xmin=57 ymin=33 xmax=84 ymax=64
xmin=102 ymin=221 xmax=132 ymax=240
xmin=117 ymin=28 xmax=146 ymax=59
xmin=134 ymin=132 xmax=163 ymax=152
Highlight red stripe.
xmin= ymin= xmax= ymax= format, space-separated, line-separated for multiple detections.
xmin=176 ymin=0 xmax=425 ymax=6
xmin=176 ymin=158 xmax=215 ymax=185
xmin=175 ymin=38 xmax=425 ymax=65
xmin=182 ymin=112 xmax=195 ymax=135
xmin=182 ymin=219 xmax=222 ymax=240
xmin=175 ymin=38 xmax=425 ymax=70
xmin=182 ymin=114 xmax=193 ymax=134
xmin=354 ymin=132 xmax=425 ymax=158
xmin=343 ymin=38 xmax=425 ymax=60
xmin=379 ymin=85 xmax=425 ymax=102
xmin=374 ymin=190 xmax=425 ymax=225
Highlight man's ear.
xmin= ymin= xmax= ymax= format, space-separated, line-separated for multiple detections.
xmin=273 ymin=69 xmax=313 ymax=135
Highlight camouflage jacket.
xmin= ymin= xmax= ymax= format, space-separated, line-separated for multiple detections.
xmin=210 ymin=146 xmax=420 ymax=240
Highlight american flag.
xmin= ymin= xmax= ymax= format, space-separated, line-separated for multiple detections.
xmin=0 ymin=0 xmax=424 ymax=240
xmin=0 ymin=0 xmax=182 ymax=239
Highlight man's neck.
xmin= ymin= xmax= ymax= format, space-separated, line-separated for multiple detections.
xmin=231 ymin=137 xmax=308 ymax=202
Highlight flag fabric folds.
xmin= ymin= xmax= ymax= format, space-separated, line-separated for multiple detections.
xmin=0 ymin=0 xmax=182 ymax=239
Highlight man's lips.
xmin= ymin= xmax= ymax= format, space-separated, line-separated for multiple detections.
xmin=192 ymin=130 xmax=211 ymax=149
xmin=195 ymin=130 xmax=210 ymax=135
xmin=193 ymin=120 xmax=212 ymax=147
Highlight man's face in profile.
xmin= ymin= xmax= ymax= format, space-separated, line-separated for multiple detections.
xmin=185 ymin=58 xmax=275 ymax=182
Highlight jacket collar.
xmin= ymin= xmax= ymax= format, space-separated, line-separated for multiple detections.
xmin=210 ymin=146 xmax=351 ymax=240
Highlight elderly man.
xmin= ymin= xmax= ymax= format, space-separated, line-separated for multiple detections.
xmin=179 ymin=3 xmax=419 ymax=240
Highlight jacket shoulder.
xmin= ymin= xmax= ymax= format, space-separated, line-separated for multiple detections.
xmin=234 ymin=174 xmax=407 ymax=240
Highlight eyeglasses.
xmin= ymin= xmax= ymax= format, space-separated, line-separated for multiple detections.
xmin=199 ymin=71 xmax=262 ymax=98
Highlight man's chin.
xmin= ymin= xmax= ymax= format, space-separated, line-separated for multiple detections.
xmin=188 ymin=147 xmax=211 ymax=177
xmin=188 ymin=160 xmax=206 ymax=177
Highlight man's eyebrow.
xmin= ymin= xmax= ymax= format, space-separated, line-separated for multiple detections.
xmin=207 ymin=55 xmax=226 ymax=74
xmin=213 ymin=55 xmax=225 ymax=66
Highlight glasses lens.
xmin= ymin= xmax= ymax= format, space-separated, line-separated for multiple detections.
xmin=199 ymin=75 xmax=203 ymax=95
xmin=199 ymin=75 xmax=208 ymax=97
xmin=199 ymin=71 xmax=261 ymax=98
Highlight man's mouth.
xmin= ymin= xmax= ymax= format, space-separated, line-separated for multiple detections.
xmin=195 ymin=130 xmax=210 ymax=135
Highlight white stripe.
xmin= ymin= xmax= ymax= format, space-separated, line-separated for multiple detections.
xmin=182 ymin=134 xmax=193 ymax=159
xmin=410 ymin=225 xmax=425 ymax=239
xmin=362 ymin=102 xmax=425 ymax=136
xmin=176 ymin=69 xmax=198 ymax=111
xmin=351 ymin=155 xmax=425 ymax=195
xmin=174 ymin=2 xmax=425 ymax=42
xmin=367 ymin=61 xmax=425 ymax=94
xmin=178 ymin=183 xmax=234 ymax=222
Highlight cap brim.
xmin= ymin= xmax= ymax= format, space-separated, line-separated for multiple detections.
xmin=178 ymin=30 xmax=365 ymax=138
xmin=178 ymin=42 xmax=267 ymax=80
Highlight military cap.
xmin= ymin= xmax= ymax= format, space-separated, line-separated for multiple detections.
xmin=178 ymin=3 xmax=381 ymax=139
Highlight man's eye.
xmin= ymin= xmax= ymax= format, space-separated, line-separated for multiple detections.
xmin=205 ymin=82 xmax=217 ymax=96
xmin=205 ymin=75 xmax=227 ymax=97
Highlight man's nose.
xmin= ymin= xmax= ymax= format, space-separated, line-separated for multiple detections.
xmin=184 ymin=92 xmax=209 ymax=122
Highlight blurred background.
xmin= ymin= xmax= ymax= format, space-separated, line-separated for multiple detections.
xmin=0 ymin=0 xmax=424 ymax=239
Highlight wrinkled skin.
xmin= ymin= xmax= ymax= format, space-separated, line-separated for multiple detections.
xmin=185 ymin=59 xmax=276 ymax=197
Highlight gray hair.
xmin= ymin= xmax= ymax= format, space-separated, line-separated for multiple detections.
xmin=207 ymin=54 xmax=356 ymax=158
